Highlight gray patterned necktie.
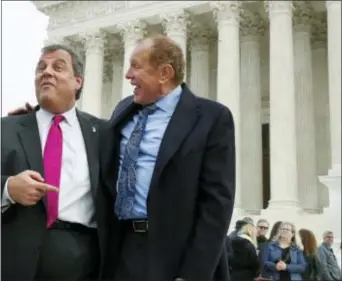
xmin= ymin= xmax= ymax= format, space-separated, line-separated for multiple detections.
xmin=114 ymin=104 xmax=157 ymax=219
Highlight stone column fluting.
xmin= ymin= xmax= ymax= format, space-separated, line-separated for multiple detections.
xmin=311 ymin=13 xmax=330 ymax=209
xmin=111 ymin=47 xmax=124 ymax=111
xmin=119 ymin=20 xmax=146 ymax=99
xmin=161 ymin=11 xmax=189 ymax=82
xmin=81 ymin=30 xmax=105 ymax=117
xmin=319 ymin=1 xmax=341 ymax=247
xmin=293 ymin=2 xmax=319 ymax=213
xmin=326 ymin=1 xmax=341 ymax=174
xmin=240 ymin=11 xmax=264 ymax=214
xmin=265 ymin=1 xmax=300 ymax=210
xmin=211 ymin=1 xmax=243 ymax=213
xmin=189 ymin=23 xmax=210 ymax=99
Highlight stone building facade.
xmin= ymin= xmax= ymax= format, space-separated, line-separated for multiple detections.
xmin=33 ymin=1 xmax=341 ymax=245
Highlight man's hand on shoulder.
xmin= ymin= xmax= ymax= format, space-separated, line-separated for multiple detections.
xmin=8 ymin=102 xmax=35 ymax=116
xmin=7 ymin=170 xmax=59 ymax=206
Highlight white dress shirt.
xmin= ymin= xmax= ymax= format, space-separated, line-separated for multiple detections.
xmin=2 ymin=107 xmax=96 ymax=228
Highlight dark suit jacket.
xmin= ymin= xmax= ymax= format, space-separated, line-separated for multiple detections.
xmin=1 ymin=110 xmax=111 ymax=281
xmin=101 ymin=83 xmax=236 ymax=281
xmin=230 ymin=237 xmax=259 ymax=281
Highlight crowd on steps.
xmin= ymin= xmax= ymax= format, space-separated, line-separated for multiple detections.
xmin=225 ymin=217 xmax=341 ymax=281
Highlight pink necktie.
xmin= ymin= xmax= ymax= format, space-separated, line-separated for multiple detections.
xmin=44 ymin=115 xmax=64 ymax=227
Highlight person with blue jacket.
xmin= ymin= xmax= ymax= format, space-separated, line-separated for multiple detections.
xmin=263 ymin=222 xmax=307 ymax=280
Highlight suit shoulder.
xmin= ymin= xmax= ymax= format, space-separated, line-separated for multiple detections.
xmin=77 ymin=110 xmax=107 ymax=126
xmin=197 ymin=97 xmax=233 ymax=120
xmin=1 ymin=115 xmax=25 ymax=128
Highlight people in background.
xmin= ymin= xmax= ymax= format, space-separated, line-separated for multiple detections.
xmin=263 ymin=222 xmax=306 ymax=280
xmin=229 ymin=220 xmax=248 ymax=239
xmin=317 ymin=230 xmax=341 ymax=281
xmin=336 ymin=243 xmax=342 ymax=270
xmin=229 ymin=217 xmax=253 ymax=239
xmin=299 ymin=228 xmax=321 ymax=281
xmin=268 ymin=221 xmax=283 ymax=242
xmin=257 ymin=219 xmax=270 ymax=251
xmin=230 ymin=223 xmax=259 ymax=281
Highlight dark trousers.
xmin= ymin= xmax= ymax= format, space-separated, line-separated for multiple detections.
xmin=34 ymin=228 xmax=99 ymax=281
xmin=114 ymin=231 xmax=148 ymax=281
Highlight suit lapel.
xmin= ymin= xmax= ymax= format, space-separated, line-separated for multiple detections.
xmin=18 ymin=112 xmax=46 ymax=205
xmin=149 ymin=84 xmax=200 ymax=191
xmin=77 ymin=110 xmax=100 ymax=200
xmin=109 ymin=96 xmax=138 ymax=130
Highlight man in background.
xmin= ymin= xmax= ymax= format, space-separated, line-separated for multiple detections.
xmin=2 ymin=44 xmax=111 ymax=281
xmin=317 ymin=230 xmax=341 ymax=280
xmin=256 ymin=218 xmax=269 ymax=251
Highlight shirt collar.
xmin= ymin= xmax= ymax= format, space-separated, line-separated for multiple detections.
xmin=155 ymin=85 xmax=182 ymax=113
xmin=36 ymin=106 xmax=78 ymax=127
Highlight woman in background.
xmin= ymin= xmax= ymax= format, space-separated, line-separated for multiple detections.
xmin=299 ymin=229 xmax=321 ymax=281
xmin=230 ymin=223 xmax=259 ymax=281
xmin=269 ymin=221 xmax=283 ymax=242
xmin=263 ymin=222 xmax=306 ymax=280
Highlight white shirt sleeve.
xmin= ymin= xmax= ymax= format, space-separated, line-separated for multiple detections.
xmin=1 ymin=178 xmax=15 ymax=212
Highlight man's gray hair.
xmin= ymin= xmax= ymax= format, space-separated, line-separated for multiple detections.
xmin=323 ymin=230 xmax=334 ymax=238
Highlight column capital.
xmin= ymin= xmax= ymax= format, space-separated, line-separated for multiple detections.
xmin=293 ymin=1 xmax=313 ymax=31
xmin=211 ymin=1 xmax=242 ymax=26
xmin=188 ymin=22 xmax=212 ymax=50
xmin=240 ymin=10 xmax=266 ymax=37
xmin=264 ymin=1 xmax=294 ymax=17
xmin=326 ymin=1 xmax=341 ymax=9
xmin=81 ymin=30 xmax=106 ymax=53
xmin=43 ymin=36 xmax=66 ymax=46
xmin=311 ymin=12 xmax=327 ymax=48
xmin=161 ymin=10 xmax=190 ymax=35
xmin=118 ymin=20 xmax=147 ymax=46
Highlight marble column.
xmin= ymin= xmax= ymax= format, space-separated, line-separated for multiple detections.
xmin=111 ymin=48 xmax=124 ymax=111
xmin=189 ymin=24 xmax=210 ymax=99
xmin=209 ymin=37 xmax=218 ymax=101
xmin=119 ymin=20 xmax=146 ymax=99
xmin=293 ymin=2 xmax=319 ymax=213
xmin=319 ymin=1 xmax=341 ymax=246
xmin=240 ymin=11 xmax=264 ymax=214
xmin=162 ymin=11 xmax=189 ymax=82
xmin=326 ymin=1 xmax=341 ymax=174
xmin=102 ymin=57 xmax=113 ymax=118
xmin=312 ymin=13 xmax=330 ymax=209
xmin=266 ymin=1 xmax=300 ymax=210
xmin=211 ymin=1 xmax=243 ymax=213
xmin=81 ymin=31 xmax=105 ymax=117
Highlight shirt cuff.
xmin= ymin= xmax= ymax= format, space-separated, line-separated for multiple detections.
xmin=2 ymin=177 xmax=15 ymax=207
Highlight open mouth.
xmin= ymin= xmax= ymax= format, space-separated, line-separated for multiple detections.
xmin=41 ymin=82 xmax=55 ymax=87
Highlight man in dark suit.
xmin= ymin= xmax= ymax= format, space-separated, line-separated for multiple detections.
xmin=1 ymin=45 xmax=111 ymax=281
xmin=101 ymin=35 xmax=236 ymax=281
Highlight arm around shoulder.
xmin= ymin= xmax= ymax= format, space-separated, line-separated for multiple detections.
xmin=179 ymin=106 xmax=236 ymax=281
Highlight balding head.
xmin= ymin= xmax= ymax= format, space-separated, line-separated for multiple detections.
xmin=125 ymin=34 xmax=185 ymax=105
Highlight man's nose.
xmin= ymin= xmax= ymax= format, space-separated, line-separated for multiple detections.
xmin=42 ymin=66 xmax=54 ymax=76
xmin=125 ymin=69 xmax=133 ymax=80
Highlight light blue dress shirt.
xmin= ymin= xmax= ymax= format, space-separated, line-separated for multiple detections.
xmin=117 ymin=85 xmax=182 ymax=218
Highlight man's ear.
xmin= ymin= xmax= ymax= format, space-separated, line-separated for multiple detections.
xmin=75 ymin=76 xmax=83 ymax=90
xmin=159 ymin=64 xmax=174 ymax=84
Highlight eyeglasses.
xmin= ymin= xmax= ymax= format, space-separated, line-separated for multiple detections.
xmin=280 ymin=228 xmax=292 ymax=232
xmin=258 ymin=226 xmax=269 ymax=230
